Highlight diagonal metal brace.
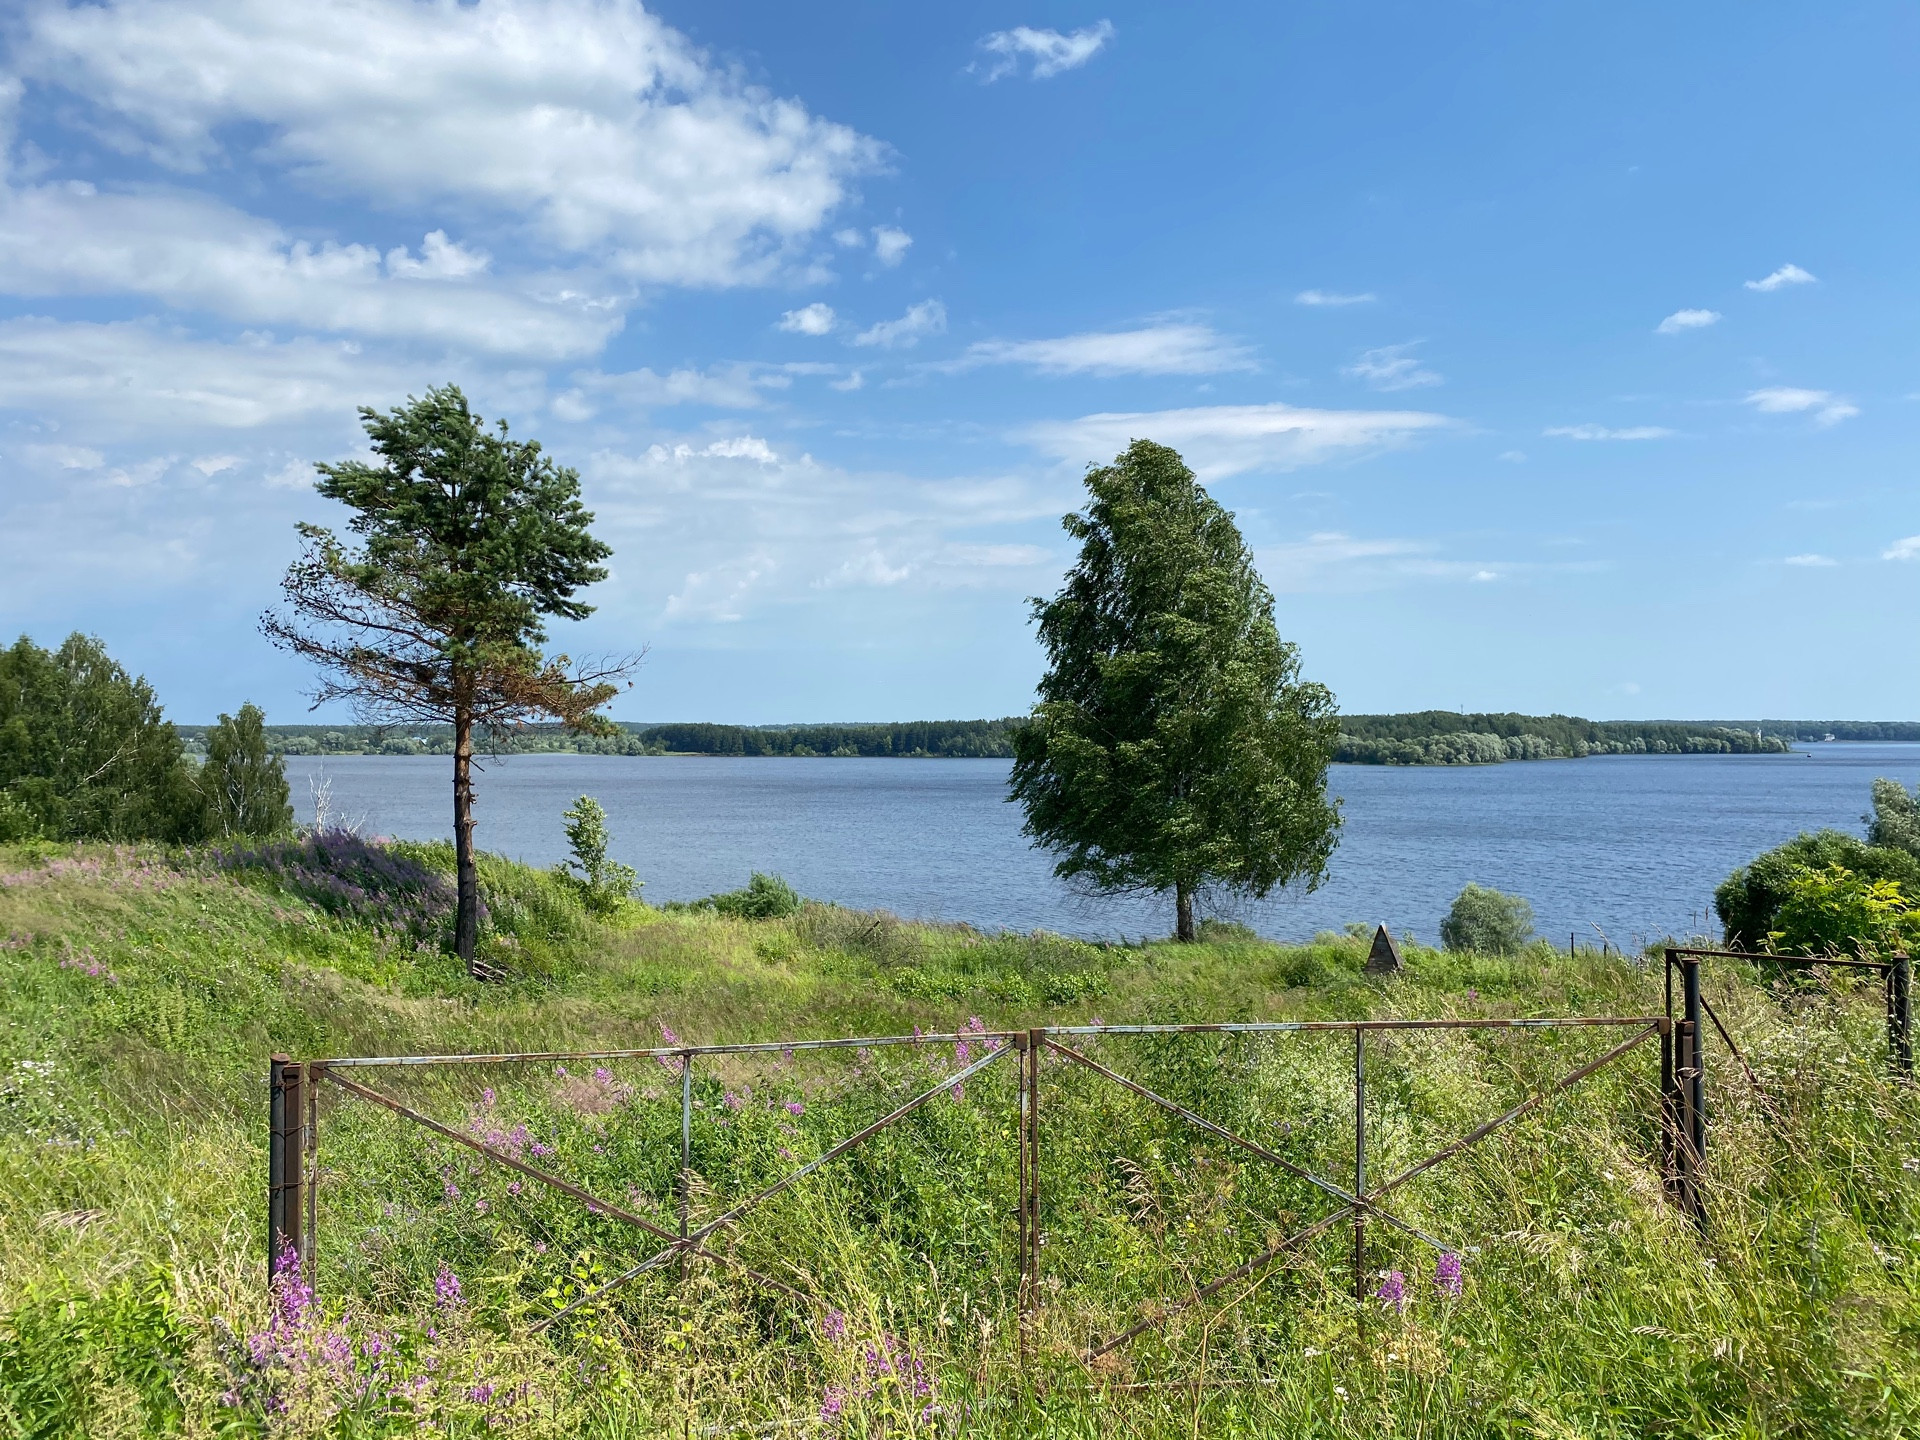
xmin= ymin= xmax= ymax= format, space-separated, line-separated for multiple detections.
xmin=1041 ymin=1036 xmax=1457 ymax=1256
xmin=536 ymin=1042 xmax=1013 ymax=1328
xmin=1081 ymin=1021 xmax=1660 ymax=1360
xmin=321 ymin=1071 xmax=806 ymax=1305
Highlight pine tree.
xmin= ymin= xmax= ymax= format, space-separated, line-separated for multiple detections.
xmin=1010 ymin=440 xmax=1341 ymax=941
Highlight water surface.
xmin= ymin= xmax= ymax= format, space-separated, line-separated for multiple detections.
xmin=285 ymin=745 xmax=1920 ymax=947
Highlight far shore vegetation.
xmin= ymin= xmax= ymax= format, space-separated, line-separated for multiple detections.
xmin=175 ymin=712 xmax=1914 ymax=763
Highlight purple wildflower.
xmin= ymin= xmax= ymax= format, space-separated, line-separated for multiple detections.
xmin=785 ymin=1100 xmax=805 ymax=1117
xmin=821 ymin=1385 xmax=846 ymax=1420
xmin=468 ymin=1380 xmax=497 ymax=1404
xmin=954 ymin=1039 xmax=971 ymax=1065
xmin=821 ymin=1309 xmax=848 ymax=1342
xmin=722 ymin=1090 xmax=743 ymax=1111
xmin=593 ymin=1067 xmax=612 ymax=1084
xmin=481 ymin=1086 xmax=495 ymax=1107
xmin=434 ymin=1262 xmax=464 ymax=1310
xmin=1375 ymin=1269 xmax=1407 ymax=1313
xmin=1435 ymin=1252 xmax=1464 ymax=1297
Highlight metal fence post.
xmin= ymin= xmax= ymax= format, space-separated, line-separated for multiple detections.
xmin=1353 ymin=1028 xmax=1366 ymax=1343
xmin=1026 ymin=1029 xmax=1042 ymax=1324
xmin=268 ymin=1055 xmax=305 ymax=1275
xmin=1890 ymin=954 xmax=1912 ymax=1083
xmin=680 ymin=1053 xmax=693 ymax=1285
xmin=1678 ymin=954 xmax=1706 ymax=1227
xmin=1013 ymin=1030 xmax=1031 ymax=1372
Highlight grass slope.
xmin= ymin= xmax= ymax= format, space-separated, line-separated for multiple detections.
xmin=0 ymin=841 xmax=1915 ymax=1437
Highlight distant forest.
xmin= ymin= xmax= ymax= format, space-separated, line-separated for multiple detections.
xmin=181 ymin=712 xmax=1919 ymax=765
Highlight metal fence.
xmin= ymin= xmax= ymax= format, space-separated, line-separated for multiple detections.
xmin=267 ymin=1009 xmax=1716 ymax=1363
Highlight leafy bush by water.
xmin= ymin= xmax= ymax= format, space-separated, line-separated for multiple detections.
xmin=1440 ymin=882 xmax=1535 ymax=955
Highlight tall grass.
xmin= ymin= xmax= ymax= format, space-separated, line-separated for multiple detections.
xmin=0 ymin=839 xmax=1915 ymax=1436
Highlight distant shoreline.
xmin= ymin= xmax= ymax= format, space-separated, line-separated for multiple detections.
xmin=180 ymin=713 xmax=1920 ymax=767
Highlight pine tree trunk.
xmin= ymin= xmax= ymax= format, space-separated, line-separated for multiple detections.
xmin=1176 ymin=882 xmax=1196 ymax=942
xmin=452 ymin=707 xmax=481 ymax=973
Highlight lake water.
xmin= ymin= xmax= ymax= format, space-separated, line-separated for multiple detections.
xmin=284 ymin=745 xmax=1920 ymax=948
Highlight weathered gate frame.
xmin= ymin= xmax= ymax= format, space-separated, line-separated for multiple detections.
xmin=1662 ymin=945 xmax=1913 ymax=1225
xmin=269 ymin=1011 xmax=1676 ymax=1361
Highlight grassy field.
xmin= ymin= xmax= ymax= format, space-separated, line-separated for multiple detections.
xmin=1 ymin=838 xmax=1915 ymax=1437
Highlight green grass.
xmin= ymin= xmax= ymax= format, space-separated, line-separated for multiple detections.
xmin=0 ymin=839 xmax=1915 ymax=1437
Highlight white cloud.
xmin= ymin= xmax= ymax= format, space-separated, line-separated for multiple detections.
xmin=1295 ymin=289 xmax=1376 ymax=307
xmin=975 ymin=21 xmax=1115 ymax=81
xmin=0 ymin=317 xmax=428 ymax=433
xmin=1783 ymin=553 xmax=1837 ymax=567
xmin=191 ymin=454 xmax=240 ymax=475
xmin=647 ymin=436 xmax=779 ymax=465
xmin=19 ymin=0 xmax=884 ymax=287
xmin=1342 ymin=343 xmax=1440 ymax=391
xmin=778 ymin=303 xmax=836 ymax=336
xmin=1019 ymin=401 xmax=1452 ymax=480
xmin=833 ymin=228 xmax=864 ymax=248
xmin=1497 ymin=450 xmax=1527 ymax=462
xmin=1544 ymin=424 xmax=1674 ymax=441
xmin=1656 ymin=308 xmax=1720 ymax=334
xmin=852 ymin=300 xmax=947 ymax=349
xmin=1884 ymin=537 xmax=1920 ymax=562
xmin=1745 ymin=387 xmax=1859 ymax=426
xmin=941 ymin=323 xmax=1254 ymax=377
xmin=23 ymin=443 xmax=105 ymax=470
xmin=1745 ymin=263 xmax=1817 ymax=292
xmin=558 ymin=362 xmax=797 ymax=419
xmin=872 ymin=226 xmax=912 ymax=267
xmin=0 ymin=182 xmax=618 ymax=357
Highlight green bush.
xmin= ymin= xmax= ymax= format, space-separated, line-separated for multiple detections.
xmin=1715 ymin=829 xmax=1920 ymax=948
xmin=556 ymin=794 xmax=638 ymax=914
xmin=1768 ymin=862 xmax=1920 ymax=958
xmin=668 ymin=872 xmax=804 ymax=920
xmin=1439 ymin=883 xmax=1534 ymax=955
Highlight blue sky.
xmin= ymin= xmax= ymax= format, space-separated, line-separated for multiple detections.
xmin=1 ymin=0 xmax=1916 ymax=724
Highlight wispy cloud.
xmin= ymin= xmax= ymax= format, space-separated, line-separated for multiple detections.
xmin=1656 ymin=308 xmax=1721 ymax=334
xmin=974 ymin=20 xmax=1115 ymax=81
xmin=1544 ymin=424 xmax=1674 ymax=441
xmin=1885 ymin=537 xmax=1920 ymax=562
xmin=872 ymin=226 xmax=912 ymax=267
xmin=778 ymin=303 xmax=836 ymax=335
xmin=1783 ymin=553 xmax=1837 ymax=567
xmin=1019 ymin=401 xmax=1452 ymax=480
xmin=1342 ymin=342 xmax=1440 ymax=391
xmin=852 ymin=300 xmax=947 ymax=349
xmin=1745 ymin=387 xmax=1858 ymax=426
xmin=1745 ymin=263 xmax=1817 ymax=292
xmin=936 ymin=322 xmax=1254 ymax=377
xmin=1295 ymin=289 xmax=1376 ymax=307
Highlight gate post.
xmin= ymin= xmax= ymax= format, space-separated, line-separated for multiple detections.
xmin=1890 ymin=953 xmax=1912 ymax=1083
xmin=1658 ymin=1016 xmax=1678 ymax=1201
xmin=1352 ymin=1027 xmax=1367 ymax=1343
xmin=1675 ymin=954 xmax=1706 ymax=1227
xmin=268 ymin=1055 xmax=306 ymax=1275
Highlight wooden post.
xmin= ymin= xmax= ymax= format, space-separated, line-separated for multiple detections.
xmin=1890 ymin=953 xmax=1912 ymax=1082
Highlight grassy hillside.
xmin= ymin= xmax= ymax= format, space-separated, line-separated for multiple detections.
xmin=1 ymin=841 xmax=1914 ymax=1436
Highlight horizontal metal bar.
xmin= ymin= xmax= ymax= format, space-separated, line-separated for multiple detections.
xmin=321 ymin=1071 xmax=807 ymax=1304
xmin=319 ymin=1032 xmax=1015 ymax=1068
xmin=536 ymin=1043 xmax=1012 ymax=1329
xmin=1044 ymin=1016 xmax=1663 ymax=1036
xmin=1667 ymin=947 xmax=1890 ymax=973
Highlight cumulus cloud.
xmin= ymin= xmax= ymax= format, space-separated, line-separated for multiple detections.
xmin=1884 ymin=537 xmax=1920 ymax=562
xmin=1295 ymin=289 xmax=1376 ymax=307
xmin=1544 ymin=424 xmax=1674 ymax=440
xmin=1745 ymin=263 xmax=1817 ymax=292
xmin=975 ymin=20 xmax=1114 ymax=81
xmin=852 ymin=300 xmax=947 ymax=349
xmin=939 ymin=323 xmax=1254 ymax=377
xmin=18 ymin=0 xmax=884 ymax=287
xmin=778 ymin=303 xmax=836 ymax=336
xmin=1656 ymin=308 xmax=1721 ymax=334
xmin=1745 ymin=387 xmax=1859 ymax=426
xmin=0 ymin=182 xmax=616 ymax=357
xmin=1342 ymin=343 xmax=1440 ymax=391
xmin=1019 ymin=401 xmax=1451 ymax=480
xmin=872 ymin=226 xmax=912 ymax=267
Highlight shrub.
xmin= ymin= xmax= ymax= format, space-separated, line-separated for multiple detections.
xmin=1715 ymin=829 xmax=1920 ymax=949
xmin=671 ymin=872 xmax=804 ymax=920
xmin=1869 ymin=778 xmax=1920 ymax=859
xmin=1440 ymin=883 xmax=1534 ymax=955
xmin=1768 ymin=862 xmax=1920 ymax=958
xmin=208 ymin=830 xmax=457 ymax=940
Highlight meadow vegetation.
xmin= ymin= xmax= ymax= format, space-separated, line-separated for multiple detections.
xmin=2 ymin=836 xmax=1915 ymax=1437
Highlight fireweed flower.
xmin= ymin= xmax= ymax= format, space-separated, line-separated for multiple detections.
xmin=1435 ymin=1252 xmax=1464 ymax=1297
xmin=722 ymin=1090 xmax=743 ymax=1111
xmin=481 ymin=1087 xmax=495 ymax=1107
xmin=1375 ymin=1270 xmax=1407 ymax=1313
xmin=820 ymin=1309 xmax=849 ymax=1342
xmin=434 ymin=1262 xmax=464 ymax=1309
xmin=785 ymin=1100 xmax=805 ymax=1117
xmin=821 ymin=1385 xmax=847 ymax=1420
